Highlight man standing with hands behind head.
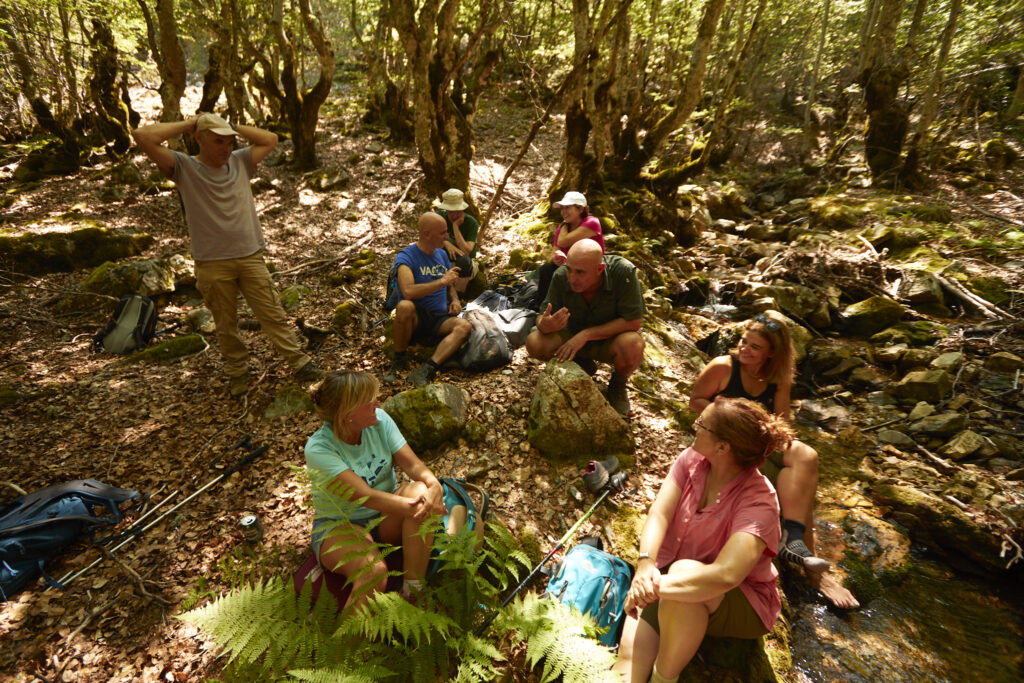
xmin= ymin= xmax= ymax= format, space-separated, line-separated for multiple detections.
xmin=525 ymin=239 xmax=646 ymax=416
xmin=384 ymin=212 xmax=472 ymax=387
xmin=132 ymin=112 xmax=321 ymax=397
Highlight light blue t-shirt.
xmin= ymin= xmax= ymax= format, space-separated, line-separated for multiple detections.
xmin=304 ymin=409 xmax=407 ymax=523
xmin=394 ymin=243 xmax=451 ymax=314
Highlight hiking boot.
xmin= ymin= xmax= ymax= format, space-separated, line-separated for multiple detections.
xmin=294 ymin=360 xmax=324 ymax=382
xmin=407 ymin=362 xmax=437 ymax=388
xmin=228 ymin=373 xmax=250 ymax=397
xmin=575 ymin=358 xmax=598 ymax=376
xmin=779 ymin=529 xmax=831 ymax=573
xmin=383 ymin=355 xmax=408 ymax=384
xmin=582 ymin=461 xmax=610 ymax=493
xmin=606 ymin=373 xmax=630 ymax=416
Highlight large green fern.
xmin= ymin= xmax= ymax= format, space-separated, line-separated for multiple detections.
xmin=180 ymin=471 xmax=619 ymax=681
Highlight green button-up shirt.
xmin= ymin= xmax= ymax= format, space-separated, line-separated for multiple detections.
xmin=543 ymin=254 xmax=645 ymax=336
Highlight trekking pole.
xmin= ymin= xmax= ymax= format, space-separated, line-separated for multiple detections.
xmin=475 ymin=472 xmax=627 ymax=635
xmin=52 ymin=444 xmax=269 ymax=590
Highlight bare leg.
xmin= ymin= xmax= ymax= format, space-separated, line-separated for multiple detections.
xmin=524 ymin=329 xmax=562 ymax=360
xmin=392 ymin=300 xmax=417 ymax=353
xmin=607 ymin=331 xmax=645 ymax=378
xmin=653 ymin=560 xmax=724 ymax=678
xmin=317 ymin=524 xmax=388 ymax=611
xmin=429 ymin=317 xmax=472 ymax=365
xmin=378 ymin=481 xmax=433 ymax=581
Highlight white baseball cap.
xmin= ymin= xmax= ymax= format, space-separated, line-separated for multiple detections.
xmin=553 ymin=191 xmax=587 ymax=208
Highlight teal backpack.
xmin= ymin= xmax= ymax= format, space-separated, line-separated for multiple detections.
xmin=545 ymin=540 xmax=633 ymax=647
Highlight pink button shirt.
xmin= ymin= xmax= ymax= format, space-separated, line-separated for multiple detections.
xmin=655 ymin=447 xmax=782 ymax=631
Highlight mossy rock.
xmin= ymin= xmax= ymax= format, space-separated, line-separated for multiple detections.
xmin=0 ymin=225 xmax=154 ymax=275
xmin=382 ymin=383 xmax=469 ymax=455
xmin=463 ymin=264 xmax=489 ymax=301
xmin=305 ymin=167 xmax=351 ymax=191
xmin=279 ymin=284 xmax=310 ymax=310
xmin=462 ymin=419 xmax=487 ymax=444
xmin=0 ymin=386 xmax=26 ymax=407
xmin=966 ymin=274 xmax=1009 ymax=306
xmin=331 ymin=300 xmax=358 ymax=330
xmin=508 ymin=248 xmax=544 ymax=271
xmin=870 ymin=320 xmax=950 ymax=346
xmin=349 ymin=249 xmax=376 ymax=269
xmin=809 ymin=197 xmax=859 ymax=230
xmin=983 ymin=137 xmax=1017 ymax=169
xmin=127 ymin=334 xmax=207 ymax=363
xmin=13 ymin=145 xmax=79 ymax=183
xmin=264 ymin=385 xmax=315 ymax=419
xmin=840 ymin=296 xmax=905 ymax=337
xmin=82 ymin=258 xmax=176 ymax=298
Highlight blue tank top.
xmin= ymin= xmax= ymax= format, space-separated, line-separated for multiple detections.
xmin=719 ymin=355 xmax=776 ymax=413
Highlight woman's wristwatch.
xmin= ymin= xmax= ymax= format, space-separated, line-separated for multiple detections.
xmin=637 ymin=551 xmax=651 ymax=561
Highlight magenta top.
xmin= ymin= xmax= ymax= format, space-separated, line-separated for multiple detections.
xmin=655 ymin=447 xmax=781 ymax=631
xmin=554 ymin=215 xmax=605 ymax=253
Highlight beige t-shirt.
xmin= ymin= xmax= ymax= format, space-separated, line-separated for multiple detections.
xmin=172 ymin=148 xmax=265 ymax=262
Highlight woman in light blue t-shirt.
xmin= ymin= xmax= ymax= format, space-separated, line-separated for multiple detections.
xmin=305 ymin=370 xmax=445 ymax=607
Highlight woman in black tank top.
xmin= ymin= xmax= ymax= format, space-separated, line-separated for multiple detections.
xmin=688 ymin=315 xmax=859 ymax=609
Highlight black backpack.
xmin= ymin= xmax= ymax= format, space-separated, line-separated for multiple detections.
xmin=383 ymin=261 xmax=401 ymax=312
xmin=93 ymin=295 xmax=158 ymax=353
xmin=0 ymin=479 xmax=138 ymax=601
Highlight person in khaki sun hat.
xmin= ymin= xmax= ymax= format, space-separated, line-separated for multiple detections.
xmin=132 ymin=112 xmax=322 ymax=397
xmin=432 ymin=188 xmax=480 ymax=293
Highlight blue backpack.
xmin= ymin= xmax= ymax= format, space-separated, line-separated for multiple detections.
xmin=545 ymin=541 xmax=633 ymax=647
xmin=0 ymin=479 xmax=138 ymax=601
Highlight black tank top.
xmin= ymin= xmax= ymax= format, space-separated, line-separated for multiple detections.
xmin=720 ymin=355 xmax=776 ymax=413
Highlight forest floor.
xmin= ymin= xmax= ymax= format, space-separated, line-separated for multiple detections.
xmin=1 ymin=84 xmax=1023 ymax=682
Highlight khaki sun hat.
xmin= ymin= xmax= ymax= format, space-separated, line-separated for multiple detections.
xmin=435 ymin=188 xmax=469 ymax=211
xmin=195 ymin=113 xmax=239 ymax=136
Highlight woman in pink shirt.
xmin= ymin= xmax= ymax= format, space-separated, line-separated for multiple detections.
xmin=535 ymin=191 xmax=605 ymax=304
xmin=613 ymin=397 xmax=793 ymax=683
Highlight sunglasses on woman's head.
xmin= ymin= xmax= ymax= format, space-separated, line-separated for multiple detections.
xmin=694 ymin=417 xmax=718 ymax=437
xmin=752 ymin=314 xmax=781 ymax=332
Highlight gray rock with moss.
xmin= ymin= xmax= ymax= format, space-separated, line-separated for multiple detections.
xmin=908 ymin=412 xmax=968 ymax=437
xmin=264 ymin=385 xmax=315 ymax=419
xmin=841 ymin=296 xmax=906 ymax=337
xmin=750 ymin=283 xmax=818 ymax=319
xmin=527 ymin=361 xmax=633 ymax=461
xmin=887 ymin=369 xmax=953 ymax=403
xmin=127 ymin=334 xmax=208 ymax=363
xmin=0 ymin=224 xmax=154 ymax=275
xmin=383 ymin=383 xmax=469 ymax=454
xmin=83 ymin=258 xmax=176 ymax=297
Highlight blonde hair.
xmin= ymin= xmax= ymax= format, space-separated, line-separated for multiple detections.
xmin=736 ymin=316 xmax=795 ymax=385
xmin=707 ymin=396 xmax=795 ymax=469
xmin=310 ymin=370 xmax=379 ymax=440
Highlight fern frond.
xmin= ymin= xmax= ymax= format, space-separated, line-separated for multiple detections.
xmin=287 ymin=664 xmax=394 ymax=683
xmin=498 ymin=593 xmax=618 ymax=683
xmin=451 ymin=632 xmax=504 ymax=683
xmin=180 ymin=577 xmax=344 ymax=673
xmin=336 ymin=591 xmax=458 ymax=648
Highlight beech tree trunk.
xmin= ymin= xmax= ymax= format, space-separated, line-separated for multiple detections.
xmin=1004 ymin=69 xmax=1024 ymax=121
xmin=136 ymin=0 xmax=187 ymax=123
xmin=859 ymin=0 xmax=908 ymax=183
xmin=88 ymin=17 xmax=132 ymax=155
xmin=802 ymin=0 xmax=831 ymax=161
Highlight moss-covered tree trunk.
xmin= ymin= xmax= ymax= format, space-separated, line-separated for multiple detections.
xmin=858 ymin=0 xmax=908 ymax=183
xmin=356 ymin=2 xmax=413 ymax=142
xmin=88 ymin=17 xmax=133 ymax=155
xmin=1007 ymin=69 xmax=1024 ymax=121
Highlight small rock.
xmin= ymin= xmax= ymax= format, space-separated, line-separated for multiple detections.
xmin=875 ymin=344 xmax=908 ymax=364
xmin=908 ymin=412 xmax=968 ymax=437
xmin=900 ymin=348 xmax=940 ymax=370
xmin=888 ymin=369 xmax=953 ymax=403
xmin=907 ymin=402 xmax=936 ymax=421
xmin=930 ymin=352 xmax=964 ymax=373
xmin=938 ymin=430 xmax=987 ymax=460
xmin=984 ymin=351 xmax=1024 ymax=373
xmin=878 ymin=429 xmax=915 ymax=446
xmin=866 ymin=391 xmax=898 ymax=406
xmin=367 ymin=141 xmax=384 ymax=154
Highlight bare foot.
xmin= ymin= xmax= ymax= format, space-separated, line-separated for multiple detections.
xmin=807 ymin=571 xmax=860 ymax=609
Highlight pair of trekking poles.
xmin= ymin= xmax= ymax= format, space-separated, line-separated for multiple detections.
xmin=52 ymin=437 xmax=268 ymax=590
xmin=476 ymin=457 xmax=630 ymax=635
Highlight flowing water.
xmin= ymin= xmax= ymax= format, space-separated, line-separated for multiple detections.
xmin=788 ymin=434 xmax=1024 ymax=682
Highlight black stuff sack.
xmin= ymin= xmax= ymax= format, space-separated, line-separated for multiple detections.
xmin=0 ymin=479 xmax=138 ymax=601
xmin=93 ymin=295 xmax=158 ymax=354
xmin=383 ymin=261 xmax=401 ymax=312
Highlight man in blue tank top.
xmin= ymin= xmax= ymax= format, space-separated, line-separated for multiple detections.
xmin=385 ymin=213 xmax=472 ymax=387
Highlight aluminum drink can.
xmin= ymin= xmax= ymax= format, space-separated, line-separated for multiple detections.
xmin=240 ymin=514 xmax=263 ymax=543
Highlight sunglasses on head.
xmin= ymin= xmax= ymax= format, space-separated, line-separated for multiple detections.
xmin=752 ymin=314 xmax=781 ymax=332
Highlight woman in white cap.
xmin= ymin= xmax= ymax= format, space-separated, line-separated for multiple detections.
xmin=535 ymin=191 xmax=605 ymax=303
xmin=433 ymin=188 xmax=479 ymax=292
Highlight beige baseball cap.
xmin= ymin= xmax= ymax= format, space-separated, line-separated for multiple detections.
xmin=195 ymin=113 xmax=238 ymax=136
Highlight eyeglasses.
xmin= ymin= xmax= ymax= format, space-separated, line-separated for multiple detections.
xmin=693 ymin=417 xmax=718 ymax=437
xmin=752 ymin=314 xmax=781 ymax=332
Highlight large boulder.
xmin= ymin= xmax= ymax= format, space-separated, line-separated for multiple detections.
xmin=887 ymin=369 xmax=953 ymax=403
xmin=528 ymin=361 xmax=634 ymax=461
xmin=82 ymin=258 xmax=176 ymax=297
xmin=383 ymin=383 xmax=469 ymax=454
xmin=264 ymin=385 xmax=315 ymax=419
xmin=0 ymin=225 xmax=154 ymax=275
xmin=898 ymin=270 xmax=944 ymax=305
xmin=907 ymin=412 xmax=969 ymax=437
xmin=749 ymin=283 xmax=818 ymax=320
xmin=840 ymin=296 xmax=906 ymax=337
